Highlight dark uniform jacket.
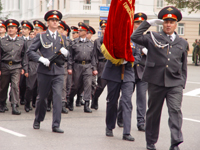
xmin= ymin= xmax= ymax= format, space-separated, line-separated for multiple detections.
xmin=68 ymin=37 xmax=96 ymax=70
xmin=131 ymin=20 xmax=187 ymax=88
xmin=101 ymin=44 xmax=141 ymax=83
xmin=0 ymin=36 xmax=26 ymax=71
xmin=27 ymin=30 xmax=67 ymax=75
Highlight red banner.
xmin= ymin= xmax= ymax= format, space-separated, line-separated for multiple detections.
xmin=101 ymin=0 xmax=135 ymax=65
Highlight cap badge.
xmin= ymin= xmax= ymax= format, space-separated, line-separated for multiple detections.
xmin=167 ymin=7 xmax=173 ymax=12
xmin=52 ymin=11 xmax=58 ymax=14
xmin=138 ymin=13 xmax=142 ymax=16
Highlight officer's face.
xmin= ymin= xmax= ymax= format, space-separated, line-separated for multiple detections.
xmin=34 ymin=28 xmax=43 ymax=36
xmin=78 ymin=30 xmax=87 ymax=38
xmin=47 ymin=19 xmax=59 ymax=29
xmin=86 ymin=33 xmax=92 ymax=40
xmin=101 ymin=27 xmax=106 ymax=36
xmin=29 ymin=32 xmax=35 ymax=38
xmin=7 ymin=26 xmax=18 ymax=36
xmin=72 ymin=32 xmax=79 ymax=39
xmin=63 ymin=30 xmax=68 ymax=36
xmin=22 ymin=27 xmax=30 ymax=36
xmin=134 ymin=21 xmax=142 ymax=30
xmin=57 ymin=26 xmax=64 ymax=34
xmin=0 ymin=26 xmax=6 ymax=34
xmin=162 ymin=20 xmax=177 ymax=35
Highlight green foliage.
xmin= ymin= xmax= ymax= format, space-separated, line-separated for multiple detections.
xmin=0 ymin=0 xmax=9 ymax=20
xmin=165 ymin=0 xmax=200 ymax=13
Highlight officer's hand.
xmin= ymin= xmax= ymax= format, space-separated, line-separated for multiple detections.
xmin=38 ymin=56 xmax=50 ymax=67
xmin=142 ymin=48 xmax=148 ymax=55
xmin=147 ymin=19 xmax=164 ymax=26
xmin=0 ymin=71 xmax=1 ymax=76
xmin=21 ymin=69 xmax=24 ymax=75
xmin=93 ymin=70 xmax=98 ymax=76
xmin=25 ymin=73 xmax=29 ymax=77
xmin=68 ymin=70 xmax=72 ymax=75
xmin=60 ymin=47 xmax=69 ymax=57
xmin=121 ymin=60 xmax=127 ymax=64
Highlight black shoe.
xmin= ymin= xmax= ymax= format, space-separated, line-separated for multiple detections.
xmin=68 ymin=97 xmax=74 ymax=111
xmin=84 ymin=101 xmax=92 ymax=113
xmin=91 ymin=97 xmax=98 ymax=110
xmin=29 ymin=107 xmax=33 ymax=111
xmin=147 ymin=143 xmax=156 ymax=150
xmin=75 ymin=96 xmax=82 ymax=107
xmin=4 ymin=105 xmax=9 ymax=111
xmin=0 ymin=105 xmax=5 ymax=113
xmin=106 ymin=127 xmax=113 ymax=137
xmin=33 ymin=119 xmax=40 ymax=129
xmin=47 ymin=101 xmax=51 ymax=112
xmin=24 ymin=101 xmax=31 ymax=112
xmin=12 ymin=104 xmax=21 ymax=115
xmin=20 ymin=99 xmax=25 ymax=105
xmin=62 ymin=102 xmax=68 ymax=114
xmin=117 ymin=121 xmax=124 ymax=127
xmin=32 ymin=103 xmax=35 ymax=108
xmin=169 ymin=145 xmax=180 ymax=150
xmin=122 ymin=134 xmax=135 ymax=141
xmin=138 ymin=124 xmax=145 ymax=131
xmin=81 ymin=100 xmax=85 ymax=105
xmin=195 ymin=63 xmax=199 ymax=66
xmin=52 ymin=127 xmax=64 ymax=133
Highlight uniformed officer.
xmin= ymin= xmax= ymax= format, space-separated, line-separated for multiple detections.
xmin=131 ymin=6 xmax=187 ymax=150
xmin=67 ymin=22 xmax=98 ymax=113
xmin=194 ymin=42 xmax=200 ymax=66
xmin=19 ymin=20 xmax=34 ymax=106
xmin=18 ymin=27 xmax=22 ymax=37
xmin=27 ymin=10 xmax=69 ymax=133
xmin=102 ymin=38 xmax=141 ymax=141
xmin=0 ymin=19 xmax=26 ymax=114
xmin=71 ymin=26 xmax=79 ymax=39
xmin=117 ymin=13 xmax=148 ymax=132
xmin=0 ymin=20 xmax=6 ymax=38
xmin=91 ymin=20 xmax=107 ymax=110
xmin=29 ymin=30 xmax=35 ymax=39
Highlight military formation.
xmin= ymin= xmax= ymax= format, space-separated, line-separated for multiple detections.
xmin=0 ymin=5 xmax=188 ymax=150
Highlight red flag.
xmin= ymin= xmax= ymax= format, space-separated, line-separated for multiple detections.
xmin=101 ymin=0 xmax=135 ymax=65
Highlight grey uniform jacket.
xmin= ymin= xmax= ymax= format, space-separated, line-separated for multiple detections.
xmin=131 ymin=20 xmax=187 ymax=88
xmin=27 ymin=30 xmax=67 ymax=75
xmin=101 ymin=45 xmax=141 ymax=83
xmin=0 ymin=36 xmax=26 ymax=71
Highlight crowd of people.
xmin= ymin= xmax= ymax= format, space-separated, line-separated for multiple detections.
xmin=0 ymin=5 xmax=188 ymax=150
xmin=192 ymin=39 xmax=200 ymax=66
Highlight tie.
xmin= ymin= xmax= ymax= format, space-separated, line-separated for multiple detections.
xmin=169 ymin=35 xmax=173 ymax=42
xmin=52 ymin=33 xmax=55 ymax=40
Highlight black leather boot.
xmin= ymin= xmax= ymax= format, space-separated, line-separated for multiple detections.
xmin=91 ymin=97 xmax=98 ymax=110
xmin=24 ymin=101 xmax=30 ymax=112
xmin=62 ymin=102 xmax=68 ymax=114
xmin=84 ymin=101 xmax=92 ymax=113
xmin=76 ymin=95 xmax=82 ymax=107
xmin=4 ymin=103 xmax=9 ymax=111
xmin=68 ymin=97 xmax=74 ymax=111
xmin=0 ymin=104 xmax=5 ymax=113
xmin=12 ymin=104 xmax=21 ymax=115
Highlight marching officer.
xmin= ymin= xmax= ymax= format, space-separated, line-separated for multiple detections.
xmin=67 ymin=22 xmax=98 ymax=113
xmin=27 ymin=10 xmax=69 ymax=133
xmin=71 ymin=26 xmax=79 ymax=39
xmin=117 ymin=13 xmax=148 ymax=132
xmin=194 ymin=42 xmax=200 ymax=66
xmin=0 ymin=19 xmax=26 ymax=114
xmin=131 ymin=6 xmax=187 ymax=150
xmin=91 ymin=20 xmax=107 ymax=110
xmin=0 ymin=20 xmax=6 ymax=38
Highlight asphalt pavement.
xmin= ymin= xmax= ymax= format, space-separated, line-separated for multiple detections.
xmin=0 ymin=56 xmax=199 ymax=150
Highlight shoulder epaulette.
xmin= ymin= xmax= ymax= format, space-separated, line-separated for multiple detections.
xmin=40 ymin=31 xmax=46 ymax=34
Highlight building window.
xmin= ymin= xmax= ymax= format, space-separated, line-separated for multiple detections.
xmin=178 ymin=23 xmax=184 ymax=35
xmin=40 ymin=1 xmax=42 ymax=12
xmin=84 ymin=20 xmax=89 ymax=26
xmin=157 ymin=0 xmax=163 ymax=8
xmin=157 ymin=25 xmax=163 ymax=32
xmin=58 ymin=0 xmax=60 ymax=9
xmin=64 ymin=0 xmax=66 ymax=9
xmin=85 ymin=0 xmax=91 ymax=4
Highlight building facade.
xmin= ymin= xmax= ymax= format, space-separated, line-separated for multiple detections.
xmin=1 ymin=0 xmax=200 ymax=53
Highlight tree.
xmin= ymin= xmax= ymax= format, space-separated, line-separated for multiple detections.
xmin=165 ymin=0 xmax=200 ymax=13
xmin=0 ymin=0 xmax=9 ymax=20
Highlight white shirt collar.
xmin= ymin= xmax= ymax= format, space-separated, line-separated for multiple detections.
xmin=9 ymin=35 xmax=17 ymax=40
xmin=80 ymin=37 xmax=86 ymax=42
xmin=167 ymin=32 xmax=176 ymax=42
xmin=48 ymin=29 xmax=57 ymax=39
xmin=23 ymin=36 xmax=29 ymax=40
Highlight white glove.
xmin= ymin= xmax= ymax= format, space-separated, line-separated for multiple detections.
xmin=121 ymin=60 xmax=127 ymax=64
xmin=142 ymin=48 xmax=148 ymax=55
xmin=147 ymin=19 xmax=164 ymax=26
xmin=38 ymin=56 xmax=50 ymax=67
xmin=60 ymin=47 xmax=69 ymax=57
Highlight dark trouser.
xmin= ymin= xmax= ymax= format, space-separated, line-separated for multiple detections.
xmin=24 ymin=74 xmax=37 ymax=103
xmin=93 ymin=76 xmax=107 ymax=99
xmin=106 ymin=80 xmax=134 ymax=135
xmin=0 ymin=68 xmax=21 ymax=105
xmin=19 ymin=74 xmax=26 ymax=100
xmin=135 ymin=79 xmax=147 ymax=127
xmin=66 ymin=74 xmax=72 ymax=98
xmin=69 ymin=63 xmax=92 ymax=101
xmin=35 ymin=73 xmax=63 ymax=128
xmin=62 ymin=64 xmax=68 ymax=102
xmin=146 ymin=83 xmax=183 ymax=146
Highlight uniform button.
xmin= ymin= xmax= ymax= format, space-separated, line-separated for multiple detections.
xmin=54 ymin=63 xmax=56 ymax=65
xmin=137 ymin=64 xmax=139 ymax=66
xmin=168 ymin=58 xmax=170 ymax=61
xmin=170 ymin=46 xmax=172 ymax=48
xmin=169 ymin=52 xmax=171 ymax=54
xmin=55 ymin=52 xmax=56 ymax=53
xmin=166 ymin=65 xmax=168 ymax=68
xmin=55 ymin=47 xmax=56 ymax=49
